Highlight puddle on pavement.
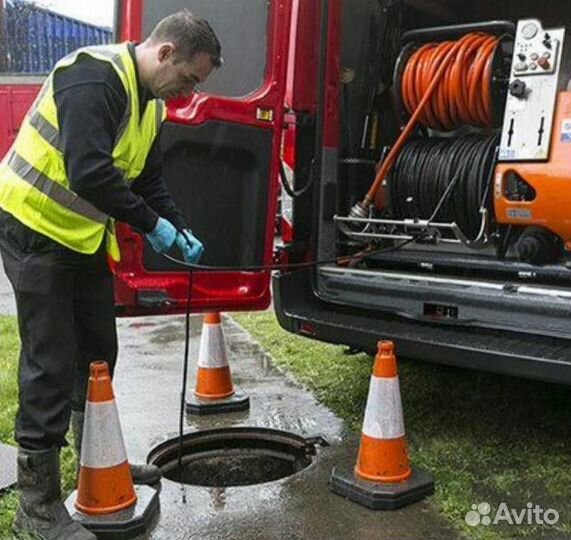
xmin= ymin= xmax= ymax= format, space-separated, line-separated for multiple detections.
xmin=148 ymin=427 xmax=328 ymax=487
xmin=148 ymin=318 xmax=203 ymax=344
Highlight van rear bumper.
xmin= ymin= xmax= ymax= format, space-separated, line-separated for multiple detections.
xmin=272 ymin=270 xmax=571 ymax=385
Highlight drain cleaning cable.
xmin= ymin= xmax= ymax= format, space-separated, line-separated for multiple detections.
xmin=168 ymin=233 xmax=427 ymax=499
xmin=177 ymin=263 xmax=194 ymax=503
xmin=165 ymin=28 xmax=502 ymax=496
xmin=163 ymin=234 xmax=424 ymax=272
xmin=166 ymin=33 xmax=498 ymax=493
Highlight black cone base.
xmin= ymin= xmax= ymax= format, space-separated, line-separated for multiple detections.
xmin=65 ymin=484 xmax=159 ymax=539
xmin=186 ymin=389 xmax=250 ymax=416
xmin=330 ymin=465 xmax=434 ymax=510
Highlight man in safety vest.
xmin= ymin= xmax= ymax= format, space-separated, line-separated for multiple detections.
xmin=0 ymin=12 xmax=221 ymax=540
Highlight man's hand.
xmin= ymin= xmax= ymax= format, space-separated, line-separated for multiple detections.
xmin=145 ymin=217 xmax=178 ymax=253
xmin=176 ymin=229 xmax=204 ymax=264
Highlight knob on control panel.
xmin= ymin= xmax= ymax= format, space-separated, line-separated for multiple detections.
xmin=537 ymin=56 xmax=551 ymax=69
xmin=509 ymin=79 xmax=527 ymax=99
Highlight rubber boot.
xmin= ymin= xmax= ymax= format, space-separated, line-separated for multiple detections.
xmin=13 ymin=447 xmax=96 ymax=540
xmin=71 ymin=410 xmax=161 ymax=486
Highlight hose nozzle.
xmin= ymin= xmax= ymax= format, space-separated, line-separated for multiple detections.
xmin=344 ymin=199 xmax=372 ymax=232
xmin=349 ymin=200 xmax=370 ymax=220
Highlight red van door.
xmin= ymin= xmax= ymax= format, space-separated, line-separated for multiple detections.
xmin=113 ymin=0 xmax=293 ymax=316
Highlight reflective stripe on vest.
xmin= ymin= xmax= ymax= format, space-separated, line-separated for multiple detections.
xmin=27 ymin=111 xmax=62 ymax=152
xmin=0 ymin=43 xmax=165 ymax=261
xmin=7 ymin=153 xmax=108 ymax=225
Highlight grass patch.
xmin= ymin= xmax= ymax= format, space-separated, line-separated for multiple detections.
xmin=233 ymin=311 xmax=571 ymax=540
xmin=0 ymin=316 xmax=76 ymax=539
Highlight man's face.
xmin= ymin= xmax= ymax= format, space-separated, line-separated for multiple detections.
xmin=150 ymin=45 xmax=214 ymax=100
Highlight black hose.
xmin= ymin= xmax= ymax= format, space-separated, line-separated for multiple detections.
xmin=162 ymin=234 xmax=427 ymax=272
xmin=177 ymin=244 xmax=195 ymax=503
xmin=387 ymin=134 xmax=499 ymax=240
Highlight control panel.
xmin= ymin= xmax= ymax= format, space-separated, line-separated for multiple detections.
xmin=499 ymin=19 xmax=565 ymax=162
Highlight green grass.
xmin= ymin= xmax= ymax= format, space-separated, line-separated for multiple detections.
xmin=233 ymin=311 xmax=571 ymax=540
xmin=0 ymin=316 xmax=76 ymax=539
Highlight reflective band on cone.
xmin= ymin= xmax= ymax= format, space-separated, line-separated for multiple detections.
xmin=80 ymin=400 xmax=128 ymax=468
xmin=361 ymin=377 xmax=405 ymax=440
xmin=75 ymin=362 xmax=137 ymax=516
xmin=194 ymin=313 xmax=235 ymax=400
xmin=354 ymin=341 xmax=412 ymax=484
xmin=198 ymin=314 xmax=228 ymax=369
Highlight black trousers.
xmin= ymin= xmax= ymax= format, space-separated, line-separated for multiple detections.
xmin=0 ymin=212 xmax=117 ymax=450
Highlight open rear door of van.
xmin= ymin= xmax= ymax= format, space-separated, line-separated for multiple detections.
xmin=113 ymin=0 xmax=293 ymax=315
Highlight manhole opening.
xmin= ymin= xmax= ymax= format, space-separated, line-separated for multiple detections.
xmin=147 ymin=427 xmax=327 ymax=487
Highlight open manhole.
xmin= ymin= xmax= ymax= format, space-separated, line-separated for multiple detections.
xmin=147 ymin=427 xmax=328 ymax=487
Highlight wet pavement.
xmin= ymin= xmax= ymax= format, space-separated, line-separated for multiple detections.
xmin=113 ymin=314 xmax=458 ymax=540
xmin=0 ymin=263 xmax=456 ymax=538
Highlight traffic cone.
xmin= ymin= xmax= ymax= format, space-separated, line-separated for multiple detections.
xmin=186 ymin=313 xmax=250 ymax=415
xmin=330 ymin=341 xmax=434 ymax=510
xmin=65 ymin=362 xmax=159 ymax=538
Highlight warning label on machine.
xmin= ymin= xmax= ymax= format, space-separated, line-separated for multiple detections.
xmin=561 ymin=119 xmax=571 ymax=142
xmin=507 ymin=208 xmax=533 ymax=220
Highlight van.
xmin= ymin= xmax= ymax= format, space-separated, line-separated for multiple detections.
xmin=2 ymin=0 xmax=570 ymax=384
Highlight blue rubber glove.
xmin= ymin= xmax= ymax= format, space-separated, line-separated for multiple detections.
xmin=145 ymin=217 xmax=177 ymax=253
xmin=175 ymin=229 xmax=204 ymax=264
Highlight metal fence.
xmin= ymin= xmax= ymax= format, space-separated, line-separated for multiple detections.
xmin=0 ymin=1 xmax=113 ymax=74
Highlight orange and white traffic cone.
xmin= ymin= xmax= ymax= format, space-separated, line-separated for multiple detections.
xmin=65 ymin=362 xmax=159 ymax=537
xmin=186 ymin=313 xmax=250 ymax=415
xmin=330 ymin=341 xmax=434 ymax=510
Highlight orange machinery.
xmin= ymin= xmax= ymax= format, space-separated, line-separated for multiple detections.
xmin=495 ymin=91 xmax=571 ymax=250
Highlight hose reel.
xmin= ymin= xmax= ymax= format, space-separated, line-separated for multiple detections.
xmin=337 ymin=22 xmax=515 ymax=250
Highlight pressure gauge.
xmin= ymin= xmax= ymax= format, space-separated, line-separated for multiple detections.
xmin=522 ymin=22 xmax=539 ymax=40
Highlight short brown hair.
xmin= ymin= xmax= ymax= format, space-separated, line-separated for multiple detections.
xmin=150 ymin=11 xmax=222 ymax=68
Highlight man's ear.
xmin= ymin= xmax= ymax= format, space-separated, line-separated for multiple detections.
xmin=158 ymin=43 xmax=176 ymax=63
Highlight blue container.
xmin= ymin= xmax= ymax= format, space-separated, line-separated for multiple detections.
xmin=2 ymin=0 xmax=113 ymax=74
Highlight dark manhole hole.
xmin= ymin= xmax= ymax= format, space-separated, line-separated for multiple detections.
xmin=147 ymin=427 xmax=328 ymax=487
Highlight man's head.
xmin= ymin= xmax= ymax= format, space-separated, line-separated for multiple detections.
xmin=137 ymin=11 xmax=222 ymax=100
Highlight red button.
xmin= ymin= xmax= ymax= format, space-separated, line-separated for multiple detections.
xmin=537 ymin=57 xmax=550 ymax=69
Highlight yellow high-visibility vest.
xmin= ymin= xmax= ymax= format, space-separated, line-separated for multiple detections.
xmin=0 ymin=43 xmax=166 ymax=261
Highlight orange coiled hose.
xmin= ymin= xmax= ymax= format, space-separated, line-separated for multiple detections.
xmin=402 ymin=33 xmax=499 ymax=130
xmin=364 ymin=32 xmax=499 ymax=207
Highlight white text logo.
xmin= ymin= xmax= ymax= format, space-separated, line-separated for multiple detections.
xmin=465 ymin=502 xmax=559 ymax=527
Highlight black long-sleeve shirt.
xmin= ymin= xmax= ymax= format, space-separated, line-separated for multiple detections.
xmin=0 ymin=44 xmax=186 ymax=252
xmin=52 ymin=44 xmax=186 ymax=233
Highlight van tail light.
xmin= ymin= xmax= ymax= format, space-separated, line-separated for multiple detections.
xmin=280 ymin=113 xmax=297 ymax=244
